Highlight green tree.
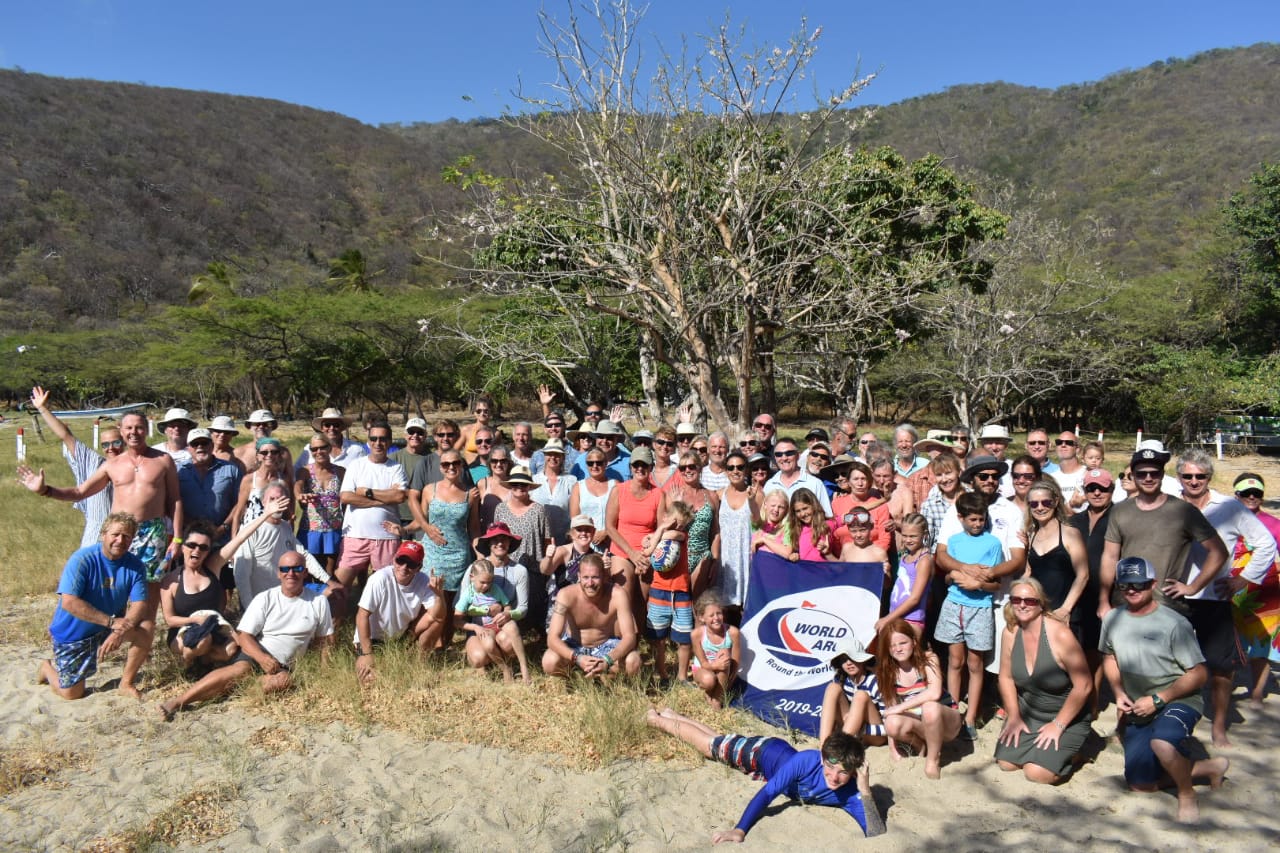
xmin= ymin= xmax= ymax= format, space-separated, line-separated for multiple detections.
xmin=451 ymin=2 xmax=1004 ymax=431
xmin=1217 ymin=162 xmax=1280 ymax=351
xmin=327 ymin=249 xmax=382 ymax=294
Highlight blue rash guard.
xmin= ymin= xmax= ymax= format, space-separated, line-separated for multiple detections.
xmin=734 ymin=742 xmax=869 ymax=835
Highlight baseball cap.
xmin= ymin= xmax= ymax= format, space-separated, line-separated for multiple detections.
xmin=395 ymin=541 xmax=425 ymax=564
xmin=1115 ymin=556 xmax=1156 ymax=585
xmin=1083 ymin=468 xmax=1114 ymax=489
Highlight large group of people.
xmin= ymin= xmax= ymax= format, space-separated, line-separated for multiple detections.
xmin=18 ymin=383 xmax=1275 ymax=837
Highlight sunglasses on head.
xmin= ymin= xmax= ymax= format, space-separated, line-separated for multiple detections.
xmin=1008 ymin=595 xmax=1041 ymax=608
xmin=1117 ymin=581 xmax=1154 ymax=593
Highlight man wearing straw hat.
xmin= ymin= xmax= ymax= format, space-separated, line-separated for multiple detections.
xmin=236 ymin=409 xmax=294 ymax=473
xmin=153 ymin=407 xmax=197 ymax=465
xmin=207 ymin=415 xmax=246 ymax=472
xmin=296 ymin=407 xmax=367 ymax=470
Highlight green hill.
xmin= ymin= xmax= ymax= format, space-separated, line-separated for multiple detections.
xmin=1 ymin=44 xmax=1278 ymax=336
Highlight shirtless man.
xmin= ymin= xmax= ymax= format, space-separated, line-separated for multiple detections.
xmin=542 ymin=554 xmax=640 ymax=677
xmin=235 ymin=409 xmax=295 ymax=473
xmin=20 ymin=411 xmax=183 ymax=615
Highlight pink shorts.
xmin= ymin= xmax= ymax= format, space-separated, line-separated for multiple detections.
xmin=338 ymin=537 xmax=400 ymax=573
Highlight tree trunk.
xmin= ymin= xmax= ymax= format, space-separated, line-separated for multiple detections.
xmin=639 ymin=331 xmax=663 ymax=424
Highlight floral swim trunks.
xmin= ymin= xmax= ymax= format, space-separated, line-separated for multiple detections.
xmin=129 ymin=517 xmax=170 ymax=582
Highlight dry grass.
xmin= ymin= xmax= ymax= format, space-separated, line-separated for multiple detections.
xmin=0 ymin=744 xmax=86 ymax=796
xmin=247 ymin=724 xmax=305 ymax=756
xmin=81 ymin=783 xmax=239 ymax=852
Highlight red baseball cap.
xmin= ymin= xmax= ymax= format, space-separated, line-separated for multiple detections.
xmin=395 ymin=541 xmax=425 ymax=564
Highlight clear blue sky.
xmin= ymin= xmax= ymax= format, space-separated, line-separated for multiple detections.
xmin=5 ymin=1 xmax=1277 ymax=126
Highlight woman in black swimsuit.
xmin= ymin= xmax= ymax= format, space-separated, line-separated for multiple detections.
xmin=1025 ymin=480 xmax=1089 ymax=630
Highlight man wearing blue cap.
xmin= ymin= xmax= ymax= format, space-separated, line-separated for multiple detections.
xmin=1100 ymin=555 xmax=1229 ymax=824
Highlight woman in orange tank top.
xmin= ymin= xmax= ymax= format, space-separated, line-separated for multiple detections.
xmin=605 ymin=449 xmax=668 ymax=623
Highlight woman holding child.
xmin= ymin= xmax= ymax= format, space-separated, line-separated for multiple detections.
xmin=666 ymin=451 xmax=720 ymax=597
xmin=995 ymin=578 xmax=1092 ymax=784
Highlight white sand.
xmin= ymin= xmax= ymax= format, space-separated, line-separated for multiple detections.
xmin=1 ymin=641 xmax=1277 ymax=852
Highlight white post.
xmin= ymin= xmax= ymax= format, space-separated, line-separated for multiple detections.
xmin=16 ymin=426 xmax=25 ymax=462
xmin=1098 ymin=430 xmax=1105 ymax=444
xmin=1216 ymin=429 xmax=1223 ymax=460
xmin=1075 ymin=423 xmax=1081 ymax=437
xmin=1135 ymin=429 xmax=1143 ymax=450
xmin=148 ymin=417 xmax=155 ymax=438
xmin=93 ymin=417 xmax=101 ymax=447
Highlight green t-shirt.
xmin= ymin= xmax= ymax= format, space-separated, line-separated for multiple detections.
xmin=1099 ymin=603 xmax=1205 ymax=714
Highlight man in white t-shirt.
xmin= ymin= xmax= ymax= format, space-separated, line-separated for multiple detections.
xmin=353 ymin=542 xmax=444 ymax=684
xmin=152 ymin=407 xmax=197 ymax=466
xmin=157 ymin=550 xmax=333 ymax=720
xmin=764 ymin=437 xmax=832 ymax=514
xmin=1050 ymin=430 xmax=1086 ymax=511
xmin=337 ymin=420 xmax=407 ymax=589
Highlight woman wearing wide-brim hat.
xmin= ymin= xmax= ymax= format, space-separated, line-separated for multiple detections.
xmin=491 ymin=465 xmax=552 ymax=627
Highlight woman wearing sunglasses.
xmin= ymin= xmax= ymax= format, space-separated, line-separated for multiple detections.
xmin=1025 ymin=479 xmax=1089 ymax=628
xmin=666 ymin=451 xmax=719 ymax=598
xmin=649 ymin=425 xmax=680 ymax=488
xmin=994 ymin=578 xmax=1092 ymax=784
xmin=1229 ymin=472 xmax=1280 ymax=709
xmin=569 ymin=448 xmax=616 ymax=549
xmin=713 ymin=451 xmax=759 ymax=621
xmin=160 ymin=493 xmax=291 ymax=669
xmin=231 ymin=437 xmax=294 ymax=538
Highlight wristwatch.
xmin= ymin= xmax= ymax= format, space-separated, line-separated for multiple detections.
xmin=1150 ymin=694 xmax=1166 ymax=711
xmin=364 ymin=487 xmax=375 ymax=499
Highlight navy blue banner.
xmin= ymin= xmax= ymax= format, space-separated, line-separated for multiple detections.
xmin=734 ymin=552 xmax=885 ymax=736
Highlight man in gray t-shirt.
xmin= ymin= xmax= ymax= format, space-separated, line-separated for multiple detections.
xmin=1099 ymin=556 xmax=1227 ymax=823
xmin=1100 ymin=448 xmax=1224 ymax=617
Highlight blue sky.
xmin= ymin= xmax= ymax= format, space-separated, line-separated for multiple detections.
xmin=4 ymin=1 xmax=1278 ymax=126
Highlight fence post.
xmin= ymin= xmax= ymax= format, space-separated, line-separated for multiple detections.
xmin=1216 ymin=429 xmax=1223 ymax=460
xmin=16 ymin=426 xmax=25 ymax=462
xmin=1135 ymin=429 xmax=1143 ymax=450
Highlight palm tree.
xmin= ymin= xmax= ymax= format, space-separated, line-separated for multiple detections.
xmin=327 ymin=249 xmax=382 ymax=293
xmin=187 ymin=261 xmax=236 ymax=303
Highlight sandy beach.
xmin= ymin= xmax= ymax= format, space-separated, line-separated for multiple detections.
xmin=2 ymin=633 xmax=1277 ymax=852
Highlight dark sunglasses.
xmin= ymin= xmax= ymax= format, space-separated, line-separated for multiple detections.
xmin=774 ymin=450 xmax=798 ymax=458
xmin=1117 ymin=581 xmax=1154 ymax=593
xmin=973 ymin=471 xmax=1000 ymax=481
xmin=1083 ymin=485 xmax=1109 ymax=494
xmin=586 ymin=460 xmax=606 ymax=467
xmin=309 ymin=445 xmax=330 ymax=453
xmin=753 ymin=421 xmax=773 ymax=430
xmin=475 ymin=439 xmax=494 ymax=445
xmin=1180 ymin=473 xmax=1208 ymax=481
xmin=1011 ymin=472 xmax=1036 ymax=481
xmin=100 ymin=439 xmax=125 ymax=450
xmin=585 ymin=411 xmax=604 ymax=418
xmin=435 ymin=431 xmax=458 ymax=439
xmin=182 ymin=541 xmax=211 ymax=552
xmin=189 ymin=441 xmax=212 ymax=449
xmin=653 ymin=438 xmax=675 ymax=447
xmin=692 ymin=446 xmax=709 ymax=454
xmin=1055 ymin=439 xmax=1077 ymax=446
xmin=1237 ymin=489 xmax=1264 ymax=499
xmin=810 ymin=454 xmax=831 ymax=463
xmin=725 ymin=464 xmax=746 ymax=472
xmin=1026 ymin=440 xmax=1048 ymax=446
xmin=739 ymin=440 xmax=758 ymax=447
xmin=259 ymin=449 xmax=281 ymax=456
xmin=1133 ymin=471 xmax=1162 ymax=480
xmin=858 ymin=439 xmax=872 ymax=445
xmin=321 ymin=422 xmax=345 ymax=429
xmin=1008 ymin=596 xmax=1041 ymax=608
xmin=368 ymin=435 xmax=391 ymax=444
xmin=407 ymin=430 xmax=427 ymax=437
xmin=631 ymin=462 xmax=652 ymax=470
xmin=679 ymin=464 xmax=700 ymax=472
xmin=1028 ymin=499 xmax=1056 ymax=509
xmin=440 ymin=461 xmax=461 ymax=468
xmin=394 ymin=557 xmax=423 ymax=570
xmin=278 ymin=564 xmax=308 ymax=575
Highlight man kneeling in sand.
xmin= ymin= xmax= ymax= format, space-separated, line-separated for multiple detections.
xmin=39 ymin=513 xmax=155 ymax=700
xmin=542 ymin=554 xmax=640 ymax=678
xmin=158 ymin=551 xmax=333 ymax=719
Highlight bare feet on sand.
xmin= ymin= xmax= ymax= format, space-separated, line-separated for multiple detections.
xmin=157 ymin=701 xmax=176 ymax=722
xmin=118 ymin=682 xmax=142 ymax=700
xmin=924 ymin=760 xmax=941 ymax=780
xmin=1202 ymin=756 xmax=1230 ymax=789
xmin=36 ymin=661 xmax=51 ymax=685
xmin=1176 ymin=792 xmax=1200 ymax=824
